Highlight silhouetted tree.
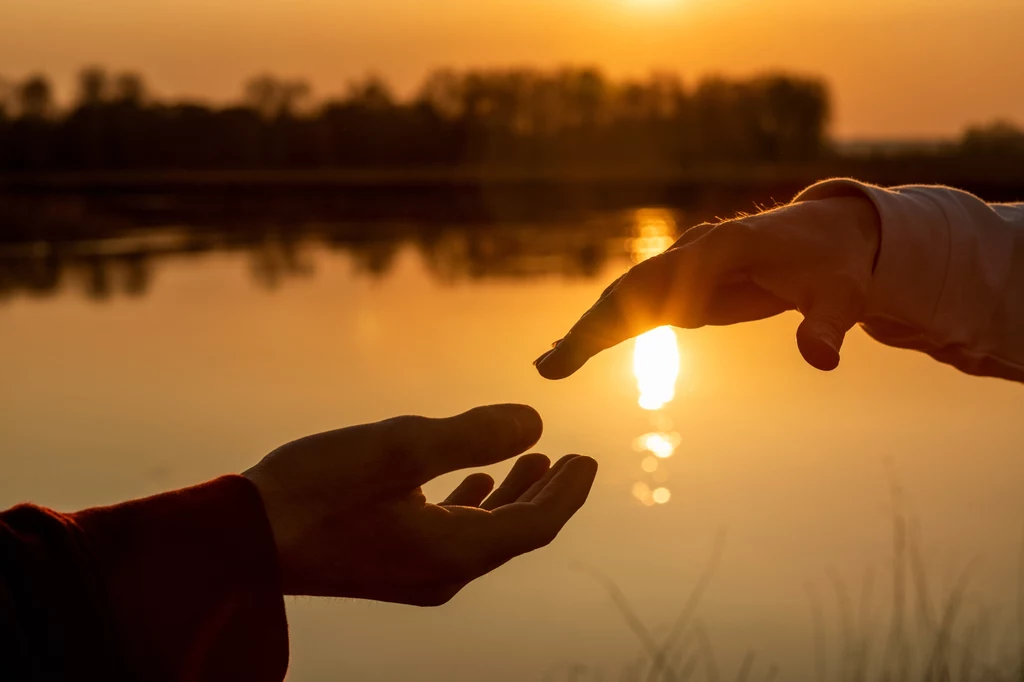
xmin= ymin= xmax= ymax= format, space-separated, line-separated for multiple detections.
xmin=0 ymin=66 xmax=855 ymax=173
xmin=113 ymin=72 xmax=146 ymax=106
xmin=961 ymin=120 xmax=1024 ymax=158
xmin=17 ymin=74 xmax=54 ymax=119
xmin=77 ymin=67 xmax=111 ymax=107
xmin=345 ymin=75 xmax=394 ymax=110
xmin=244 ymin=75 xmax=311 ymax=119
xmin=0 ymin=77 xmax=13 ymax=120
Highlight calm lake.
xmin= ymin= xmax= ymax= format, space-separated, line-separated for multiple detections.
xmin=2 ymin=191 xmax=1023 ymax=680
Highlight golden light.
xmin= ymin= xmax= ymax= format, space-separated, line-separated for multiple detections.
xmin=631 ymin=482 xmax=655 ymax=506
xmin=634 ymin=326 xmax=680 ymax=410
xmin=634 ymin=430 xmax=680 ymax=458
xmin=629 ymin=210 xmax=682 ymax=412
xmin=628 ymin=209 xmax=677 ymax=264
xmin=628 ymin=208 xmax=683 ymax=506
xmin=623 ymin=0 xmax=677 ymax=9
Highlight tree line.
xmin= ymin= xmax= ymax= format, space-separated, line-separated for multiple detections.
xmin=0 ymin=67 xmax=835 ymax=171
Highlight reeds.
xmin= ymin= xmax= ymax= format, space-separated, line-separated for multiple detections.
xmin=566 ymin=472 xmax=1024 ymax=682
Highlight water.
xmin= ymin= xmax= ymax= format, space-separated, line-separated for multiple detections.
xmin=2 ymin=199 xmax=1023 ymax=680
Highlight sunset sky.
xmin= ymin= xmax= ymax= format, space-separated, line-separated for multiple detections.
xmin=3 ymin=0 xmax=1023 ymax=138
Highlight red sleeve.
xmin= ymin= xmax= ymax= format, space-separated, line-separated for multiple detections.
xmin=0 ymin=475 xmax=289 ymax=681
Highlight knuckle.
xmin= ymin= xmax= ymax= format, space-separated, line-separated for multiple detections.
xmin=711 ymin=218 xmax=759 ymax=247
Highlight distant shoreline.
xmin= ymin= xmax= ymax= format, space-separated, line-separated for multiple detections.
xmin=3 ymin=164 xmax=1021 ymax=196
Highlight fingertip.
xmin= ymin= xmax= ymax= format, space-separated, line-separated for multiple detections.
xmin=532 ymin=455 xmax=598 ymax=523
xmin=543 ymin=454 xmax=597 ymax=499
xmin=516 ymin=452 xmax=552 ymax=470
xmin=565 ymin=455 xmax=599 ymax=488
xmin=532 ymin=349 xmax=554 ymax=367
xmin=476 ymin=471 xmax=497 ymax=485
xmin=551 ymin=453 xmax=581 ymax=469
xmin=442 ymin=471 xmax=496 ymax=506
xmin=798 ymin=338 xmax=841 ymax=371
xmin=464 ymin=472 xmax=496 ymax=492
xmin=534 ymin=347 xmax=585 ymax=380
xmin=796 ymin=322 xmax=842 ymax=371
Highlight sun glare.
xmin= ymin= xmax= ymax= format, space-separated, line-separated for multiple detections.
xmin=626 ymin=0 xmax=676 ymax=7
xmin=634 ymin=430 xmax=680 ymax=459
xmin=629 ymin=209 xmax=682 ymax=506
xmin=629 ymin=210 xmax=681 ymax=411
xmin=634 ymin=326 xmax=680 ymax=410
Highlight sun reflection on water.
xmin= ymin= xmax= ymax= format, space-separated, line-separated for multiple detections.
xmin=628 ymin=209 xmax=682 ymax=506
xmin=633 ymin=430 xmax=680 ymax=459
xmin=634 ymin=327 xmax=680 ymax=411
xmin=628 ymin=210 xmax=677 ymax=264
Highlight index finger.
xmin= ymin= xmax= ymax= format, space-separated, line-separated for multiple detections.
xmin=534 ymin=222 xmax=755 ymax=380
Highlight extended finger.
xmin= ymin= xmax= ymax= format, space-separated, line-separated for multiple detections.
xmin=552 ymin=223 xmax=714 ymax=352
xmin=442 ymin=473 xmax=495 ymax=507
xmin=701 ymin=282 xmax=791 ymax=327
xmin=535 ymin=222 xmax=758 ymax=379
xmin=481 ymin=453 xmax=551 ymax=510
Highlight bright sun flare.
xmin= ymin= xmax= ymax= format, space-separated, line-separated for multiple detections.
xmin=634 ymin=326 xmax=680 ymax=411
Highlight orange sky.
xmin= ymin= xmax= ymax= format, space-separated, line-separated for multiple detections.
xmin=3 ymin=0 xmax=1023 ymax=138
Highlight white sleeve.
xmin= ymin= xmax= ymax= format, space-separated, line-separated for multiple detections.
xmin=794 ymin=179 xmax=1024 ymax=382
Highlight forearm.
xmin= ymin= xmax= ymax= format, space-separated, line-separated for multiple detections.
xmin=796 ymin=179 xmax=1024 ymax=381
xmin=1 ymin=476 xmax=289 ymax=682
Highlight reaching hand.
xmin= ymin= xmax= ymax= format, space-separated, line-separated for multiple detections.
xmin=243 ymin=404 xmax=597 ymax=606
xmin=534 ymin=195 xmax=881 ymax=376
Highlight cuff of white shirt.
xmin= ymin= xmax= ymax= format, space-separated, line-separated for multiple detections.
xmin=793 ymin=178 xmax=1015 ymax=356
xmin=794 ymin=178 xmax=948 ymax=349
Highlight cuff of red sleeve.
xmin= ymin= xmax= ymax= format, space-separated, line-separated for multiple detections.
xmin=794 ymin=178 xmax=950 ymax=348
xmin=73 ymin=475 xmax=289 ymax=682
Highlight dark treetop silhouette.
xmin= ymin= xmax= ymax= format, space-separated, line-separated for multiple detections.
xmin=0 ymin=67 xmax=831 ymax=172
xmin=2 ymin=66 xmax=1022 ymax=182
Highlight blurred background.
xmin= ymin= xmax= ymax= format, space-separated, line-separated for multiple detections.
xmin=2 ymin=1 xmax=1024 ymax=680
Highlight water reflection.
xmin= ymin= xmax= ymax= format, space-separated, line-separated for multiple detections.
xmin=1 ymin=185 xmax=794 ymax=302
xmin=634 ymin=327 xmax=680 ymax=410
xmin=628 ymin=210 xmax=682 ymax=505
xmin=633 ymin=431 xmax=681 ymax=459
xmin=0 ymin=215 xmax=642 ymax=302
xmin=627 ymin=208 xmax=677 ymax=264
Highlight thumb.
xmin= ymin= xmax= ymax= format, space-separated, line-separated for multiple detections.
xmin=795 ymin=278 xmax=866 ymax=371
xmin=394 ymin=404 xmax=544 ymax=484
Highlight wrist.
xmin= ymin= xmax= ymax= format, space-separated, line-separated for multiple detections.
xmin=827 ymin=195 xmax=882 ymax=272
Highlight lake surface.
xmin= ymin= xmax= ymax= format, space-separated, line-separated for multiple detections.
xmin=2 ymin=195 xmax=1023 ymax=680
